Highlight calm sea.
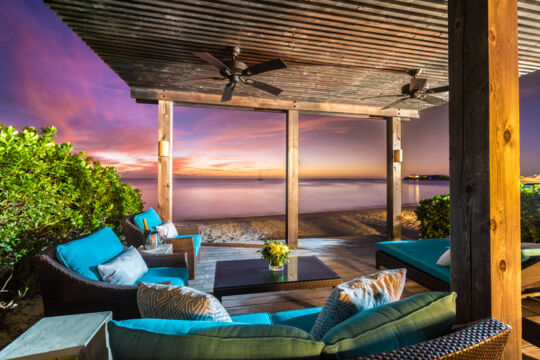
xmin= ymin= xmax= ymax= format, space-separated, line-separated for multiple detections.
xmin=122 ymin=178 xmax=450 ymax=220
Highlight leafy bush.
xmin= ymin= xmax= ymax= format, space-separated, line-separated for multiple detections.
xmin=415 ymin=195 xmax=450 ymax=239
xmin=415 ymin=185 xmax=540 ymax=242
xmin=0 ymin=125 xmax=143 ymax=292
xmin=521 ymin=184 xmax=540 ymax=243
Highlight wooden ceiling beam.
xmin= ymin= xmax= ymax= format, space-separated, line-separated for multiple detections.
xmin=131 ymin=87 xmax=420 ymax=118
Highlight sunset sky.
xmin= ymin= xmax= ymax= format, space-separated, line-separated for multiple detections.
xmin=1 ymin=1 xmax=539 ymax=179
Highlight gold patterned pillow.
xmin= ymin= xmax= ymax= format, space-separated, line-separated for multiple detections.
xmin=137 ymin=283 xmax=232 ymax=322
xmin=310 ymin=268 xmax=406 ymax=340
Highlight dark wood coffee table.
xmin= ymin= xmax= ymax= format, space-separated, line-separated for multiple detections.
xmin=213 ymin=255 xmax=341 ymax=301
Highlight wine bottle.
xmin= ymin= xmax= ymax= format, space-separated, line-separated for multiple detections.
xmin=142 ymin=218 xmax=151 ymax=247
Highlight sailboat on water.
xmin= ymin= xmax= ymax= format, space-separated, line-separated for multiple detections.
xmin=257 ymin=171 xmax=264 ymax=181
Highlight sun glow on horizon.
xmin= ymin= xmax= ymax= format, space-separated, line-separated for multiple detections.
xmin=1 ymin=1 xmax=539 ymax=179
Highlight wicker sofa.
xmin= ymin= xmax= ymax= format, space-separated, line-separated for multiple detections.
xmin=107 ymin=294 xmax=511 ymax=360
xmin=355 ymin=317 xmax=511 ymax=360
xmin=34 ymin=230 xmax=189 ymax=320
xmin=123 ymin=209 xmax=201 ymax=280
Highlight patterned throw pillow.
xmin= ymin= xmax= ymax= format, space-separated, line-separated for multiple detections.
xmin=155 ymin=220 xmax=178 ymax=239
xmin=310 ymin=268 xmax=406 ymax=340
xmin=137 ymin=283 xmax=232 ymax=322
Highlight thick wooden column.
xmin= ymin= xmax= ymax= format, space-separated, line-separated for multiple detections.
xmin=157 ymin=100 xmax=173 ymax=221
xmin=286 ymin=109 xmax=299 ymax=247
xmin=386 ymin=116 xmax=402 ymax=240
xmin=449 ymin=0 xmax=521 ymax=358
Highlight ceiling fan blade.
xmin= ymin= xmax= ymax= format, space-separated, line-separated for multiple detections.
xmin=243 ymin=59 xmax=287 ymax=76
xmin=428 ymin=85 xmax=450 ymax=93
xmin=381 ymin=97 xmax=409 ymax=110
xmin=419 ymin=94 xmax=447 ymax=106
xmin=410 ymin=78 xmax=428 ymax=91
xmin=177 ymin=76 xmax=226 ymax=84
xmin=360 ymin=94 xmax=403 ymax=100
xmin=221 ymin=82 xmax=236 ymax=102
xmin=244 ymin=79 xmax=283 ymax=96
xmin=193 ymin=52 xmax=231 ymax=73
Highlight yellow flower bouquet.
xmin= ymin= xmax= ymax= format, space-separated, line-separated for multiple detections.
xmin=258 ymin=239 xmax=294 ymax=271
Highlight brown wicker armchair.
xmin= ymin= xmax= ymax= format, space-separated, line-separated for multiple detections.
xmin=123 ymin=214 xmax=200 ymax=280
xmin=34 ymin=246 xmax=188 ymax=320
xmin=355 ymin=317 xmax=511 ymax=360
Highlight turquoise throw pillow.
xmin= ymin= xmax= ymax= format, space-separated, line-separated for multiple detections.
xmin=56 ymin=227 xmax=124 ymax=281
xmin=321 ymin=291 xmax=456 ymax=359
xmin=108 ymin=322 xmax=325 ymax=360
xmin=133 ymin=208 xmax=162 ymax=231
xmin=271 ymin=307 xmax=322 ymax=333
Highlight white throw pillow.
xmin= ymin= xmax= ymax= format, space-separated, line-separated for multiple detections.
xmin=310 ymin=268 xmax=407 ymax=340
xmin=436 ymin=249 xmax=451 ymax=266
xmin=137 ymin=283 xmax=232 ymax=322
xmin=155 ymin=220 xmax=178 ymax=239
xmin=97 ymin=247 xmax=148 ymax=285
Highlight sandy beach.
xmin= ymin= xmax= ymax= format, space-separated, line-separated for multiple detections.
xmin=178 ymin=206 xmax=421 ymax=244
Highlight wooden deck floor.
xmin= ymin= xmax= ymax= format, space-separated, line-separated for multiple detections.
xmin=190 ymin=237 xmax=540 ymax=359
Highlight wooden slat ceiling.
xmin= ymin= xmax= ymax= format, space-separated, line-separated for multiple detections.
xmin=43 ymin=0 xmax=540 ymax=112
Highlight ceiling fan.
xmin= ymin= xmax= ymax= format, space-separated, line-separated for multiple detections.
xmin=188 ymin=46 xmax=287 ymax=102
xmin=361 ymin=69 xmax=449 ymax=109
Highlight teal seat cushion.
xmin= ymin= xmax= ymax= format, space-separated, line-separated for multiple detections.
xmin=376 ymin=239 xmax=451 ymax=283
xmin=175 ymin=234 xmax=202 ymax=256
xmin=321 ymin=291 xmax=456 ymax=359
xmin=108 ymin=321 xmax=325 ymax=360
xmin=137 ymin=267 xmax=189 ymax=286
xmin=134 ymin=208 xmax=162 ymax=232
xmin=271 ymin=307 xmax=322 ymax=333
xmin=113 ymin=318 xmax=237 ymax=335
xmin=521 ymin=243 xmax=540 ymax=262
xmin=231 ymin=312 xmax=272 ymax=325
xmin=56 ymin=227 xmax=124 ymax=281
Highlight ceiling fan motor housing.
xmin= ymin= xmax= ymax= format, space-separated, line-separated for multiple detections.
xmin=221 ymin=60 xmax=248 ymax=79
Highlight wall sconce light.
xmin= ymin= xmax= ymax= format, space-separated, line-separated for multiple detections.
xmin=158 ymin=140 xmax=169 ymax=157
xmin=393 ymin=149 xmax=403 ymax=163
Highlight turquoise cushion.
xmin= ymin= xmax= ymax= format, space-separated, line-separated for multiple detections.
xmin=522 ymin=248 xmax=540 ymax=262
xmin=112 ymin=318 xmax=238 ymax=335
xmin=134 ymin=208 xmax=162 ymax=232
xmin=56 ymin=227 xmax=124 ymax=281
xmin=137 ymin=267 xmax=189 ymax=286
xmin=376 ymin=239 xmax=451 ymax=283
xmin=271 ymin=307 xmax=322 ymax=333
xmin=321 ymin=292 xmax=456 ymax=359
xmin=231 ymin=312 xmax=272 ymax=325
xmin=108 ymin=321 xmax=325 ymax=360
xmin=175 ymin=234 xmax=202 ymax=256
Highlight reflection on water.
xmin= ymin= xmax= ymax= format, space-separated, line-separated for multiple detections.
xmin=123 ymin=178 xmax=449 ymax=220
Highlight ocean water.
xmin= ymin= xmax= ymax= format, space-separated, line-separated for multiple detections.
xmin=122 ymin=178 xmax=450 ymax=220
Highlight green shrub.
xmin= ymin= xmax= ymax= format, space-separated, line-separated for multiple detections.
xmin=415 ymin=195 xmax=450 ymax=239
xmin=521 ymin=184 xmax=540 ymax=243
xmin=0 ymin=125 xmax=144 ymax=292
xmin=415 ymin=185 xmax=540 ymax=242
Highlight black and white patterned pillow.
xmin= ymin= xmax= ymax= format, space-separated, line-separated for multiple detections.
xmin=137 ymin=283 xmax=232 ymax=322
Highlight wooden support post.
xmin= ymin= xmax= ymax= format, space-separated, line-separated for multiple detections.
xmin=386 ymin=116 xmax=402 ymax=240
xmin=286 ymin=110 xmax=299 ymax=248
xmin=157 ymin=100 xmax=173 ymax=221
xmin=449 ymin=0 xmax=521 ymax=358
